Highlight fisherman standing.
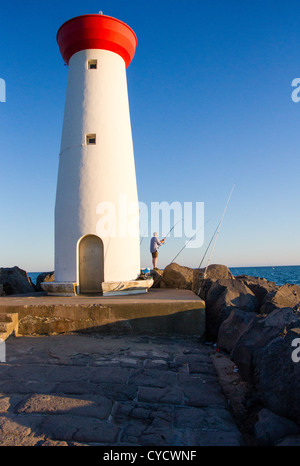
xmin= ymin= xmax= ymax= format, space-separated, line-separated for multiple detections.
xmin=150 ymin=232 xmax=165 ymax=269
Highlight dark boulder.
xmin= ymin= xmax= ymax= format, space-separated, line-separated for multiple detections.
xmin=199 ymin=263 xmax=234 ymax=280
xmin=35 ymin=272 xmax=54 ymax=292
xmin=276 ymin=435 xmax=300 ymax=446
xmin=260 ymin=283 xmax=300 ymax=314
xmin=235 ymin=275 xmax=278 ymax=307
xmin=161 ymin=263 xmax=194 ymax=290
xmin=205 ymin=279 xmax=259 ymax=341
xmin=253 ymin=327 xmax=300 ymax=424
xmin=231 ymin=307 xmax=300 ymax=384
xmin=150 ymin=268 xmax=163 ymax=288
xmin=0 ymin=266 xmax=35 ymax=295
xmin=217 ymin=309 xmax=256 ymax=353
xmin=194 ymin=264 xmax=234 ymax=300
xmin=160 ymin=263 xmax=235 ymax=299
xmin=254 ymin=408 xmax=300 ymax=445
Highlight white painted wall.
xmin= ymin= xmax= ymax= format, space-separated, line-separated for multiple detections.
xmin=55 ymin=49 xmax=140 ymax=283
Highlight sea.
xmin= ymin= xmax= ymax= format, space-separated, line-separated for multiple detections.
xmin=28 ymin=272 xmax=48 ymax=285
xmin=229 ymin=265 xmax=300 ymax=287
xmin=28 ymin=265 xmax=300 ymax=287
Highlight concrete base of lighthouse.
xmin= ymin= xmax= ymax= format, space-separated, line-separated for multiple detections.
xmin=101 ymin=278 xmax=154 ymax=296
xmin=41 ymin=279 xmax=154 ymax=297
xmin=41 ymin=282 xmax=76 ymax=297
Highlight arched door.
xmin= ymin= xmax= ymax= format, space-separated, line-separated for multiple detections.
xmin=78 ymin=235 xmax=104 ymax=294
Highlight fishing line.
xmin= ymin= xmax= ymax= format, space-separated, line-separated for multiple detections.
xmin=197 ymin=184 xmax=235 ymax=296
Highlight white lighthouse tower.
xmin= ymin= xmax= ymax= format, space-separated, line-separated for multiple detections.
xmin=43 ymin=13 xmax=151 ymax=296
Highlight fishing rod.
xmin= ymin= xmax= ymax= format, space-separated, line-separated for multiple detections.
xmin=161 ymin=218 xmax=183 ymax=242
xmin=198 ymin=222 xmax=220 ymax=269
xmin=170 ymin=224 xmax=204 ymax=264
xmin=197 ymin=184 xmax=235 ymax=295
xmin=152 ymin=185 xmax=235 ymax=290
xmin=140 ymin=218 xmax=182 ymax=246
xmin=153 ymin=222 xmax=206 ymax=286
xmin=140 ymin=230 xmax=147 ymax=246
xmin=140 ymin=217 xmax=151 ymax=245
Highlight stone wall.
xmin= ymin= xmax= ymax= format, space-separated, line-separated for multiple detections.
xmin=160 ymin=262 xmax=300 ymax=445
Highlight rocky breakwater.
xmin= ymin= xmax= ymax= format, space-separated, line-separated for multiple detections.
xmin=157 ymin=262 xmax=300 ymax=445
xmin=35 ymin=271 xmax=54 ymax=292
xmin=0 ymin=266 xmax=36 ymax=295
xmin=0 ymin=267 xmax=54 ymax=295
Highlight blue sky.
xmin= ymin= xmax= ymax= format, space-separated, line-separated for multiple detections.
xmin=0 ymin=0 xmax=299 ymax=272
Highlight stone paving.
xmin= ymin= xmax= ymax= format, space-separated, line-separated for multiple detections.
xmin=0 ymin=333 xmax=244 ymax=446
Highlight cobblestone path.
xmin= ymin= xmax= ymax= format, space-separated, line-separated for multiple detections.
xmin=0 ymin=334 xmax=243 ymax=446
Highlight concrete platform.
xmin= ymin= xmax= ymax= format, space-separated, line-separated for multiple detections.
xmin=41 ymin=278 xmax=154 ymax=296
xmin=0 ymin=289 xmax=206 ymax=338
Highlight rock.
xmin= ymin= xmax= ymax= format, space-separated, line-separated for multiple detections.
xmin=0 ymin=266 xmax=35 ymax=295
xmin=254 ymin=408 xmax=300 ymax=444
xmin=205 ymin=279 xmax=258 ymax=341
xmin=150 ymin=268 xmax=163 ymax=288
xmin=160 ymin=263 xmax=234 ymax=297
xmin=236 ymin=275 xmax=278 ymax=307
xmin=35 ymin=272 xmax=54 ymax=292
xmin=260 ymin=283 xmax=300 ymax=314
xmin=231 ymin=307 xmax=300 ymax=384
xmin=276 ymin=435 xmax=300 ymax=446
xmin=200 ymin=264 xmax=234 ymax=280
xmin=161 ymin=263 xmax=194 ymax=290
xmin=194 ymin=264 xmax=234 ymax=300
xmin=211 ymin=352 xmax=252 ymax=427
xmin=253 ymin=327 xmax=300 ymax=424
xmin=217 ymin=309 xmax=256 ymax=353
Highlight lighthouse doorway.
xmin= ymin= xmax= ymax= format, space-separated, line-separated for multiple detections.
xmin=77 ymin=235 xmax=104 ymax=294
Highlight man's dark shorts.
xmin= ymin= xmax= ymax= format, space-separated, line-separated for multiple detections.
xmin=152 ymin=251 xmax=158 ymax=258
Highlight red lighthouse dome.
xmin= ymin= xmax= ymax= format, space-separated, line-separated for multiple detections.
xmin=57 ymin=14 xmax=137 ymax=67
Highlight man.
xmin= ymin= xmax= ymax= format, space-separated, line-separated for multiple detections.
xmin=150 ymin=232 xmax=165 ymax=269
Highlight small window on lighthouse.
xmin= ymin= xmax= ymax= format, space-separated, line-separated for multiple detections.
xmin=86 ymin=134 xmax=96 ymax=145
xmin=88 ymin=60 xmax=97 ymax=70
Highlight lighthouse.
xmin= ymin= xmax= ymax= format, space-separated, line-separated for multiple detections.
xmin=43 ymin=13 xmax=151 ymax=296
